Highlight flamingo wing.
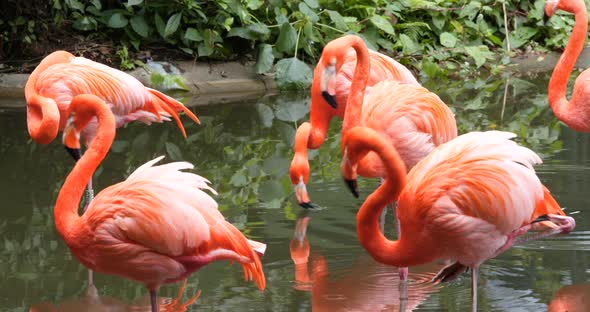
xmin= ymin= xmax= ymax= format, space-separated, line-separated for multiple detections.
xmin=361 ymin=80 xmax=457 ymax=169
xmin=82 ymin=157 xmax=265 ymax=289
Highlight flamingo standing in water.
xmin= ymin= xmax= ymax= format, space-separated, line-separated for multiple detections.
xmin=290 ymin=35 xmax=420 ymax=208
xmin=341 ymin=127 xmax=575 ymax=311
xmin=27 ymin=51 xmax=201 ymax=285
xmin=544 ymin=0 xmax=590 ymax=131
xmin=293 ymin=35 xmax=457 ymax=280
xmin=54 ymin=94 xmax=265 ymax=312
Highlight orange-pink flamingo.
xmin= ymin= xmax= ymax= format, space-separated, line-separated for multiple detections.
xmin=54 ymin=94 xmax=264 ymax=312
xmin=290 ymin=34 xmax=420 ymax=208
xmin=544 ymin=0 xmax=590 ymax=131
xmin=341 ymin=127 xmax=575 ymax=311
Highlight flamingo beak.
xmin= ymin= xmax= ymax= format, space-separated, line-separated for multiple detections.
xmin=295 ymin=179 xmax=319 ymax=209
xmin=320 ymin=61 xmax=337 ymax=109
xmin=63 ymin=116 xmax=82 ymax=161
xmin=344 ymin=178 xmax=359 ymax=198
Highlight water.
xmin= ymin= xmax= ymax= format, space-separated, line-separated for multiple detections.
xmin=1 ymin=72 xmax=589 ymax=311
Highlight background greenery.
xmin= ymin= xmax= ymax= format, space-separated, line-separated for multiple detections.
xmin=0 ymin=0 xmax=583 ymax=87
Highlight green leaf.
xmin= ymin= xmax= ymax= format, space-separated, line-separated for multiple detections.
xmin=72 ymin=16 xmax=97 ymax=31
xmin=255 ymin=44 xmax=274 ymax=74
xmin=90 ymin=0 xmax=102 ymax=10
xmin=327 ymin=10 xmax=348 ymax=31
xmin=164 ymin=13 xmax=182 ymax=38
xmin=107 ymin=13 xmax=128 ymax=28
xmin=248 ymin=23 xmax=270 ymax=36
xmin=432 ymin=14 xmax=445 ymax=30
xmin=464 ymin=45 xmax=494 ymax=68
xmin=247 ymin=0 xmax=264 ymax=10
xmin=154 ymin=14 xmax=166 ymax=38
xmin=370 ymin=15 xmax=395 ymax=35
xmin=275 ymin=22 xmax=297 ymax=53
xmin=127 ymin=0 xmax=143 ymax=6
xmin=439 ymin=32 xmax=457 ymax=48
xmin=184 ymin=27 xmax=203 ymax=41
xmin=304 ymin=0 xmax=319 ymax=8
xmin=399 ymin=34 xmax=419 ymax=54
xmin=227 ymin=27 xmax=253 ymax=39
xmin=298 ymin=3 xmax=319 ymax=23
xmin=258 ymin=180 xmax=286 ymax=202
xmin=230 ymin=170 xmax=248 ymax=187
xmin=165 ymin=142 xmax=183 ymax=161
xmin=509 ymin=26 xmax=538 ymax=49
xmin=274 ymin=57 xmax=313 ymax=90
xmin=130 ymin=16 xmax=149 ymax=37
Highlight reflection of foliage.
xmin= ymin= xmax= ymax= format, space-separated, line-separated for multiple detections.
xmin=425 ymin=72 xmax=563 ymax=158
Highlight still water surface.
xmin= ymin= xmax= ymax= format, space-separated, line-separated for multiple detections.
xmin=0 ymin=72 xmax=589 ymax=311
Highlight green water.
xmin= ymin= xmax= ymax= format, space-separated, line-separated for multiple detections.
xmin=1 ymin=72 xmax=589 ymax=311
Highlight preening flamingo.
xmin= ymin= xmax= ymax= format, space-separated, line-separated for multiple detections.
xmin=290 ymin=34 xmax=420 ymax=208
xmin=341 ymin=127 xmax=575 ymax=311
xmin=27 ymin=51 xmax=201 ymax=285
xmin=55 ymin=94 xmax=265 ymax=312
xmin=544 ymin=0 xmax=590 ymax=131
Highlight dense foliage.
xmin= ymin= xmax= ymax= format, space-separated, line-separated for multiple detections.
xmin=0 ymin=1 xmax=580 ymax=85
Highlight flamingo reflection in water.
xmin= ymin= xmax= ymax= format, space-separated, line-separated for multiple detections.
xmin=29 ymin=279 xmax=200 ymax=312
xmin=289 ymin=212 xmax=443 ymax=311
xmin=548 ymin=284 xmax=590 ymax=312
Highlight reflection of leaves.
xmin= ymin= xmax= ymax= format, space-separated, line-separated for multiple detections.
xmin=165 ymin=142 xmax=183 ymax=161
xmin=256 ymin=103 xmax=274 ymax=128
xmin=274 ymin=99 xmax=309 ymax=122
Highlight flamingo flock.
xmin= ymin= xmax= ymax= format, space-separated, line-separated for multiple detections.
xmin=23 ymin=0 xmax=586 ymax=311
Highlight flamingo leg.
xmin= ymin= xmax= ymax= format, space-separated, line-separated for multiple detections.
xmin=471 ymin=266 xmax=479 ymax=312
xmin=399 ymin=279 xmax=408 ymax=312
xmin=150 ymin=289 xmax=158 ymax=312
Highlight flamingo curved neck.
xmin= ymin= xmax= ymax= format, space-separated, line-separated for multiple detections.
xmin=548 ymin=4 xmax=588 ymax=119
xmin=341 ymin=38 xmax=370 ymax=136
xmin=354 ymin=130 xmax=427 ymax=267
xmin=54 ymin=98 xmax=116 ymax=247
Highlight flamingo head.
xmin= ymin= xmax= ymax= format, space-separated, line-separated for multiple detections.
xmin=62 ymin=94 xmax=107 ymax=159
xmin=543 ymin=0 xmax=560 ymax=23
xmin=341 ymin=145 xmax=360 ymax=198
xmin=319 ymin=56 xmax=337 ymax=109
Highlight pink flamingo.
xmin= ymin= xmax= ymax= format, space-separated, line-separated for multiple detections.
xmin=544 ymin=0 xmax=590 ymax=131
xmin=290 ymin=34 xmax=420 ymax=208
xmin=54 ymin=94 xmax=265 ymax=312
xmin=342 ymin=127 xmax=575 ymax=311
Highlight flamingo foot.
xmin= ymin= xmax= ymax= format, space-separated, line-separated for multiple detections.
xmin=432 ymin=262 xmax=468 ymax=284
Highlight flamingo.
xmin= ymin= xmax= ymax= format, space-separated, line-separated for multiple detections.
xmin=544 ymin=0 xmax=590 ymax=131
xmin=54 ymin=94 xmax=265 ymax=312
xmin=290 ymin=34 xmax=420 ymax=208
xmin=27 ymin=51 xmax=201 ymax=285
xmin=341 ymin=127 xmax=576 ymax=311
xmin=294 ymin=35 xmax=457 ymax=280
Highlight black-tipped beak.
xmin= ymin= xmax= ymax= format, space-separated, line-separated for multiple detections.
xmin=64 ymin=146 xmax=82 ymax=162
xmin=322 ymin=91 xmax=338 ymax=109
xmin=543 ymin=13 xmax=550 ymax=25
xmin=299 ymin=201 xmax=320 ymax=210
xmin=344 ymin=178 xmax=359 ymax=198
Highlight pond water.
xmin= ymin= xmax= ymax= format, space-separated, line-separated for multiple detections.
xmin=1 ymin=72 xmax=589 ymax=311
